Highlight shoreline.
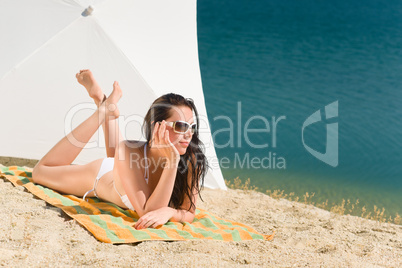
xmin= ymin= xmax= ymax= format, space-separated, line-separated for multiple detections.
xmin=1 ymin=162 xmax=401 ymax=266
xmin=226 ymin=177 xmax=402 ymax=226
xmin=223 ymin=168 xmax=402 ymax=222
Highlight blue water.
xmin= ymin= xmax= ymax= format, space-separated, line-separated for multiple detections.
xmin=197 ymin=0 xmax=402 ymax=217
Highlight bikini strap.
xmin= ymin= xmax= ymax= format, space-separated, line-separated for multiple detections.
xmin=144 ymin=142 xmax=149 ymax=181
xmin=83 ymin=176 xmax=100 ymax=201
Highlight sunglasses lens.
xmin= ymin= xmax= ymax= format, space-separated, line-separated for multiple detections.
xmin=174 ymin=122 xmax=189 ymax=133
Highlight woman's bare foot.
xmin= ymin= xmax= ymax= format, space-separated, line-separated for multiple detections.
xmin=76 ymin=69 xmax=104 ymax=105
xmin=99 ymin=81 xmax=122 ymax=121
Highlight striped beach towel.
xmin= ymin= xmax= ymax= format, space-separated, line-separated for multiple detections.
xmin=0 ymin=166 xmax=275 ymax=244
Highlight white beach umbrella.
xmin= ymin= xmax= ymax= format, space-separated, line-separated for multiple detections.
xmin=0 ymin=0 xmax=227 ymax=189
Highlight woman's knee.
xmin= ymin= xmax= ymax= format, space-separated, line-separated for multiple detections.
xmin=31 ymin=163 xmax=59 ymax=185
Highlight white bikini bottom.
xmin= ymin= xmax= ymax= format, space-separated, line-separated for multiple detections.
xmin=83 ymin=157 xmax=136 ymax=211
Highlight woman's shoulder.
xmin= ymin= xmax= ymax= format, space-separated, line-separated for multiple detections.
xmin=119 ymin=140 xmax=147 ymax=155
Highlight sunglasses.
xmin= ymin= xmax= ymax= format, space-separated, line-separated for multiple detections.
xmin=165 ymin=121 xmax=197 ymax=134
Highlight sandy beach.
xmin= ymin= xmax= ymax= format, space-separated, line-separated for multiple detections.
xmin=0 ymin=163 xmax=401 ymax=267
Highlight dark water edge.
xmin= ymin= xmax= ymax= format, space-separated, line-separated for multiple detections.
xmin=223 ymin=168 xmax=402 ymax=220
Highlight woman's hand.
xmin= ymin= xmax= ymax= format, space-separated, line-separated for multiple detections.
xmin=150 ymin=120 xmax=180 ymax=166
xmin=134 ymin=207 xmax=175 ymax=230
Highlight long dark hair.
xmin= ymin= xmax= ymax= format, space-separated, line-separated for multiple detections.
xmin=142 ymin=93 xmax=207 ymax=212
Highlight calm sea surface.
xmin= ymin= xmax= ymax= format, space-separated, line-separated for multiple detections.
xmin=197 ymin=0 xmax=402 ymax=217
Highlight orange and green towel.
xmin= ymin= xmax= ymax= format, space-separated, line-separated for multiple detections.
xmin=0 ymin=166 xmax=275 ymax=244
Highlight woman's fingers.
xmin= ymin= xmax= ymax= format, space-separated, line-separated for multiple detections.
xmin=135 ymin=217 xmax=145 ymax=229
xmin=165 ymin=130 xmax=175 ymax=148
xmin=151 ymin=121 xmax=180 ymax=162
xmin=165 ymin=130 xmax=170 ymax=144
xmin=152 ymin=122 xmax=159 ymax=145
xmin=135 ymin=215 xmax=156 ymax=229
xmin=144 ymin=220 xmax=154 ymax=229
xmin=159 ymin=120 xmax=166 ymax=142
xmin=152 ymin=121 xmax=167 ymax=148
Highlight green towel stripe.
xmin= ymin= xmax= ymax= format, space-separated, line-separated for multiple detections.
xmin=36 ymin=185 xmax=90 ymax=216
xmin=182 ymin=222 xmax=224 ymax=240
xmin=145 ymin=227 xmax=176 ymax=240
xmin=193 ymin=212 xmax=258 ymax=240
xmin=248 ymin=232 xmax=264 ymax=240
xmin=70 ymin=205 xmax=90 ymax=215
xmin=239 ymin=226 xmax=253 ymax=232
xmin=192 ymin=226 xmax=224 ymax=240
xmin=208 ymin=212 xmax=261 ymax=234
xmin=196 ymin=217 xmax=219 ymax=230
xmin=95 ymin=207 xmax=113 ymax=216
xmin=89 ymin=197 xmax=101 ymax=203
xmin=164 ymin=222 xmax=197 ymax=240
xmin=37 ymin=185 xmax=76 ymax=206
xmin=223 ymin=229 xmax=242 ymax=241
xmin=191 ymin=209 xmax=202 ymax=223
xmin=202 ymin=211 xmax=235 ymax=227
xmin=200 ymin=210 xmax=252 ymax=232
xmin=101 ymin=202 xmax=132 ymax=218
xmin=80 ymin=198 xmax=113 ymax=215
xmin=84 ymin=199 xmax=132 ymax=218
xmin=89 ymin=215 xmax=125 ymax=243
xmin=109 ymin=216 xmax=152 ymax=241
xmin=18 ymin=176 xmax=31 ymax=185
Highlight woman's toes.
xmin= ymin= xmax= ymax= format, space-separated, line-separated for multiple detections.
xmin=109 ymin=81 xmax=123 ymax=100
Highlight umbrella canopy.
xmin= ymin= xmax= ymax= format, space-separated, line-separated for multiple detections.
xmin=0 ymin=0 xmax=227 ymax=189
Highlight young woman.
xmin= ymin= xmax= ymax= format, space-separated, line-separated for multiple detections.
xmin=32 ymin=70 xmax=207 ymax=230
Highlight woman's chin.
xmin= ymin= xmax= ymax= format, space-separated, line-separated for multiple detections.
xmin=178 ymin=148 xmax=187 ymax=155
xmin=176 ymin=145 xmax=188 ymax=155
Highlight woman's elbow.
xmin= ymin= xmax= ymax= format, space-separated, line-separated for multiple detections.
xmin=186 ymin=211 xmax=195 ymax=223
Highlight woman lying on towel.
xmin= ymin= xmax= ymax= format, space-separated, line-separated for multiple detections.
xmin=32 ymin=70 xmax=207 ymax=230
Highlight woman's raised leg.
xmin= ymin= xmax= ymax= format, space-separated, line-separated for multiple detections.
xmin=32 ymin=81 xmax=122 ymax=196
xmin=76 ymin=69 xmax=124 ymax=158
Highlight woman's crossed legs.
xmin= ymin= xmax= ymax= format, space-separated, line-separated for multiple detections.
xmin=32 ymin=70 xmax=124 ymax=203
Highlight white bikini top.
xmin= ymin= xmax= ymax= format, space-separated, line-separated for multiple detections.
xmin=144 ymin=142 xmax=149 ymax=184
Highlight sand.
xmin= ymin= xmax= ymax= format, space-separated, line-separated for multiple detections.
xmin=0 ymin=163 xmax=401 ymax=267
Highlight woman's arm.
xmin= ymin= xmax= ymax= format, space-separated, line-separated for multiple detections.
xmin=116 ymin=140 xmax=179 ymax=217
xmin=169 ymin=208 xmax=195 ymax=223
xmin=145 ymin=207 xmax=195 ymax=223
xmin=141 ymin=163 xmax=178 ymax=214
xmin=169 ymin=158 xmax=199 ymax=223
xmin=117 ymin=121 xmax=180 ymax=217
xmin=134 ymin=156 xmax=199 ymax=229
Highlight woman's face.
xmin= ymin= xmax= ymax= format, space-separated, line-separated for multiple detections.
xmin=165 ymin=105 xmax=195 ymax=155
